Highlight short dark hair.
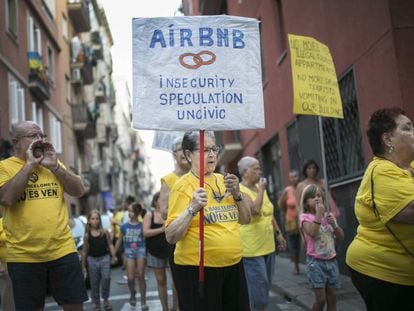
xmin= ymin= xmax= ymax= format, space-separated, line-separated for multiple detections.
xmin=367 ymin=108 xmax=405 ymax=156
xmin=151 ymin=191 xmax=160 ymax=208
xmin=124 ymin=195 xmax=135 ymax=205
xmin=130 ymin=202 xmax=143 ymax=217
xmin=302 ymin=159 xmax=319 ymax=178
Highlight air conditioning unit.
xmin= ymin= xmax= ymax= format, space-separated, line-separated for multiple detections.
xmin=71 ymin=67 xmax=82 ymax=84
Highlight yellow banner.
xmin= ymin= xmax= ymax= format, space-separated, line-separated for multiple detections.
xmin=288 ymin=34 xmax=343 ymax=119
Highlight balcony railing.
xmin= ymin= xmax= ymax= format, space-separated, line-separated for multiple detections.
xmin=91 ymin=31 xmax=103 ymax=59
xmin=27 ymin=51 xmax=50 ymax=100
xmin=72 ymin=104 xmax=97 ymax=139
xmin=67 ymin=0 xmax=90 ymax=33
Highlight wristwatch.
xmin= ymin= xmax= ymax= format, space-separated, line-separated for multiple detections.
xmin=234 ymin=193 xmax=243 ymax=202
xmin=187 ymin=206 xmax=197 ymax=217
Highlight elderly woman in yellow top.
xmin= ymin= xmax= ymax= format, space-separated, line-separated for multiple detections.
xmin=238 ymin=156 xmax=286 ymax=311
xmin=165 ymin=131 xmax=251 ymax=311
xmin=346 ymin=108 xmax=414 ymax=311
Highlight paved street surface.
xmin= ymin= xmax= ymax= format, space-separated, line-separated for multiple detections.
xmin=271 ymin=255 xmax=366 ymax=311
xmin=45 ymin=264 xmax=304 ymax=311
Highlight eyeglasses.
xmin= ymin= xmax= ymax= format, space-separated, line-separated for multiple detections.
xmin=18 ymin=133 xmax=47 ymax=140
xmin=193 ymin=146 xmax=221 ymax=154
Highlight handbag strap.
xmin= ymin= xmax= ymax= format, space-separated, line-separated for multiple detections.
xmin=370 ymin=166 xmax=414 ymax=259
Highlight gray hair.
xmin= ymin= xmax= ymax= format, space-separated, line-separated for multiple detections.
xmin=182 ymin=131 xmax=215 ymax=152
xmin=237 ymin=156 xmax=258 ymax=176
xmin=172 ymin=136 xmax=183 ymax=152
xmin=11 ymin=121 xmax=40 ymax=139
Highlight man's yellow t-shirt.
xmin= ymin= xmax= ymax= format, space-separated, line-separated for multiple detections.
xmin=166 ymin=172 xmax=243 ymax=267
xmin=346 ymin=157 xmax=414 ymax=285
xmin=0 ymin=157 xmax=76 ymax=263
xmin=239 ymin=185 xmax=275 ymax=257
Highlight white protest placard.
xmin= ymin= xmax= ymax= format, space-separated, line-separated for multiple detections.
xmin=152 ymin=131 xmax=184 ymax=152
xmin=132 ymin=16 xmax=264 ymax=131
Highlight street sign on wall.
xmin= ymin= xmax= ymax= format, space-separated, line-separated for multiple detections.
xmin=132 ymin=16 xmax=265 ymax=131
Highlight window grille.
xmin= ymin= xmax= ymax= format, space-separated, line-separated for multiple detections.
xmin=322 ymin=69 xmax=365 ymax=183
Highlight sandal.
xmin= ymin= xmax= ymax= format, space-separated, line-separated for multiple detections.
xmin=141 ymin=304 xmax=149 ymax=311
xmin=130 ymin=291 xmax=137 ymax=307
xmin=93 ymin=304 xmax=101 ymax=311
xmin=103 ymin=301 xmax=112 ymax=311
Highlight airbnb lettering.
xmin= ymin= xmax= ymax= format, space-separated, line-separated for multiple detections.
xmin=149 ymin=26 xmax=246 ymax=49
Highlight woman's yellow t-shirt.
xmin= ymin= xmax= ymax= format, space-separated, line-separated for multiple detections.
xmin=346 ymin=157 xmax=414 ymax=285
xmin=239 ymin=185 xmax=275 ymax=257
xmin=166 ymin=173 xmax=243 ymax=267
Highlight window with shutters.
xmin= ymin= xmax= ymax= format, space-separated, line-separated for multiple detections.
xmin=28 ymin=15 xmax=41 ymax=54
xmin=6 ymin=0 xmax=18 ymax=38
xmin=31 ymin=102 xmax=44 ymax=130
xmin=9 ymin=76 xmax=25 ymax=127
xmin=49 ymin=113 xmax=62 ymax=153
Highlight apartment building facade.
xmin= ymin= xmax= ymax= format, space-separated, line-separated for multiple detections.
xmin=0 ymin=0 xmax=154 ymax=216
xmin=182 ymin=0 xmax=414 ymax=272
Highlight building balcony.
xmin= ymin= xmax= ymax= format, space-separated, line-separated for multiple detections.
xmin=91 ymin=31 xmax=103 ymax=60
xmin=95 ymin=82 xmax=106 ymax=103
xmin=27 ymin=51 xmax=50 ymax=100
xmin=68 ymin=0 xmax=90 ymax=33
xmin=70 ymin=62 xmax=83 ymax=85
xmin=28 ymin=71 xmax=50 ymax=101
xmin=72 ymin=104 xmax=97 ymax=139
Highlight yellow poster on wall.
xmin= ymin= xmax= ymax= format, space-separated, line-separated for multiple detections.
xmin=288 ymin=34 xmax=343 ymax=119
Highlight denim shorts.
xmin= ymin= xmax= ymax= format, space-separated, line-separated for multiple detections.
xmin=146 ymin=252 xmax=169 ymax=269
xmin=305 ymin=256 xmax=340 ymax=289
xmin=243 ymin=253 xmax=275 ymax=309
xmin=125 ymin=246 xmax=146 ymax=260
xmin=8 ymin=253 xmax=88 ymax=310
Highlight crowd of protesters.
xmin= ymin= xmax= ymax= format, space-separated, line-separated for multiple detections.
xmin=1 ymin=108 xmax=413 ymax=310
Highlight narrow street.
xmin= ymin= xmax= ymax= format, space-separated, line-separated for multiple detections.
xmin=44 ymin=264 xmax=304 ymax=311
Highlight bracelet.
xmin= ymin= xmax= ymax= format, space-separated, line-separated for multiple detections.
xmin=187 ymin=206 xmax=197 ymax=217
xmin=313 ymin=221 xmax=321 ymax=225
xmin=53 ymin=163 xmax=60 ymax=173
xmin=233 ymin=193 xmax=243 ymax=202
xmin=275 ymin=230 xmax=281 ymax=235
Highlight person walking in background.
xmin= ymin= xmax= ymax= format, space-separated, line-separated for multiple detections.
xmin=0 ymin=121 xmax=88 ymax=310
xmin=300 ymin=184 xmax=344 ymax=311
xmin=296 ymin=160 xmax=340 ymax=219
xmin=111 ymin=195 xmax=135 ymax=281
xmin=0 ymin=216 xmax=15 ymax=311
xmin=165 ymin=131 xmax=252 ymax=311
xmin=114 ymin=202 xmax=148 ymax=310
xmin=238 ymin=156 xmax=286 ymax=311
xmin=346 ymin=108 xmax=414 ymax=310
xmin=278 ymin=170 xmax=301 ymax=275
xmin=82 ymin=209 xmax=117 ymax=311
xmin=159 ymin=136 xmax=190 ymax=310
xmin=143 ymin=192 xmax=172 ymax=311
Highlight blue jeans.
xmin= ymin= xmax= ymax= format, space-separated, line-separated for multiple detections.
xmin=243 ymin=253 xmax=275 ymax=310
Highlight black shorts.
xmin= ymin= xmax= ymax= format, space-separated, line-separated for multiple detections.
xmin=8 ymin=253 xmax=88 ymax=310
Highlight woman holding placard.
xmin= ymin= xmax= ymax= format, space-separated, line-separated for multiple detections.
xmin=165 ymin=130 xmax=251 ymax=311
